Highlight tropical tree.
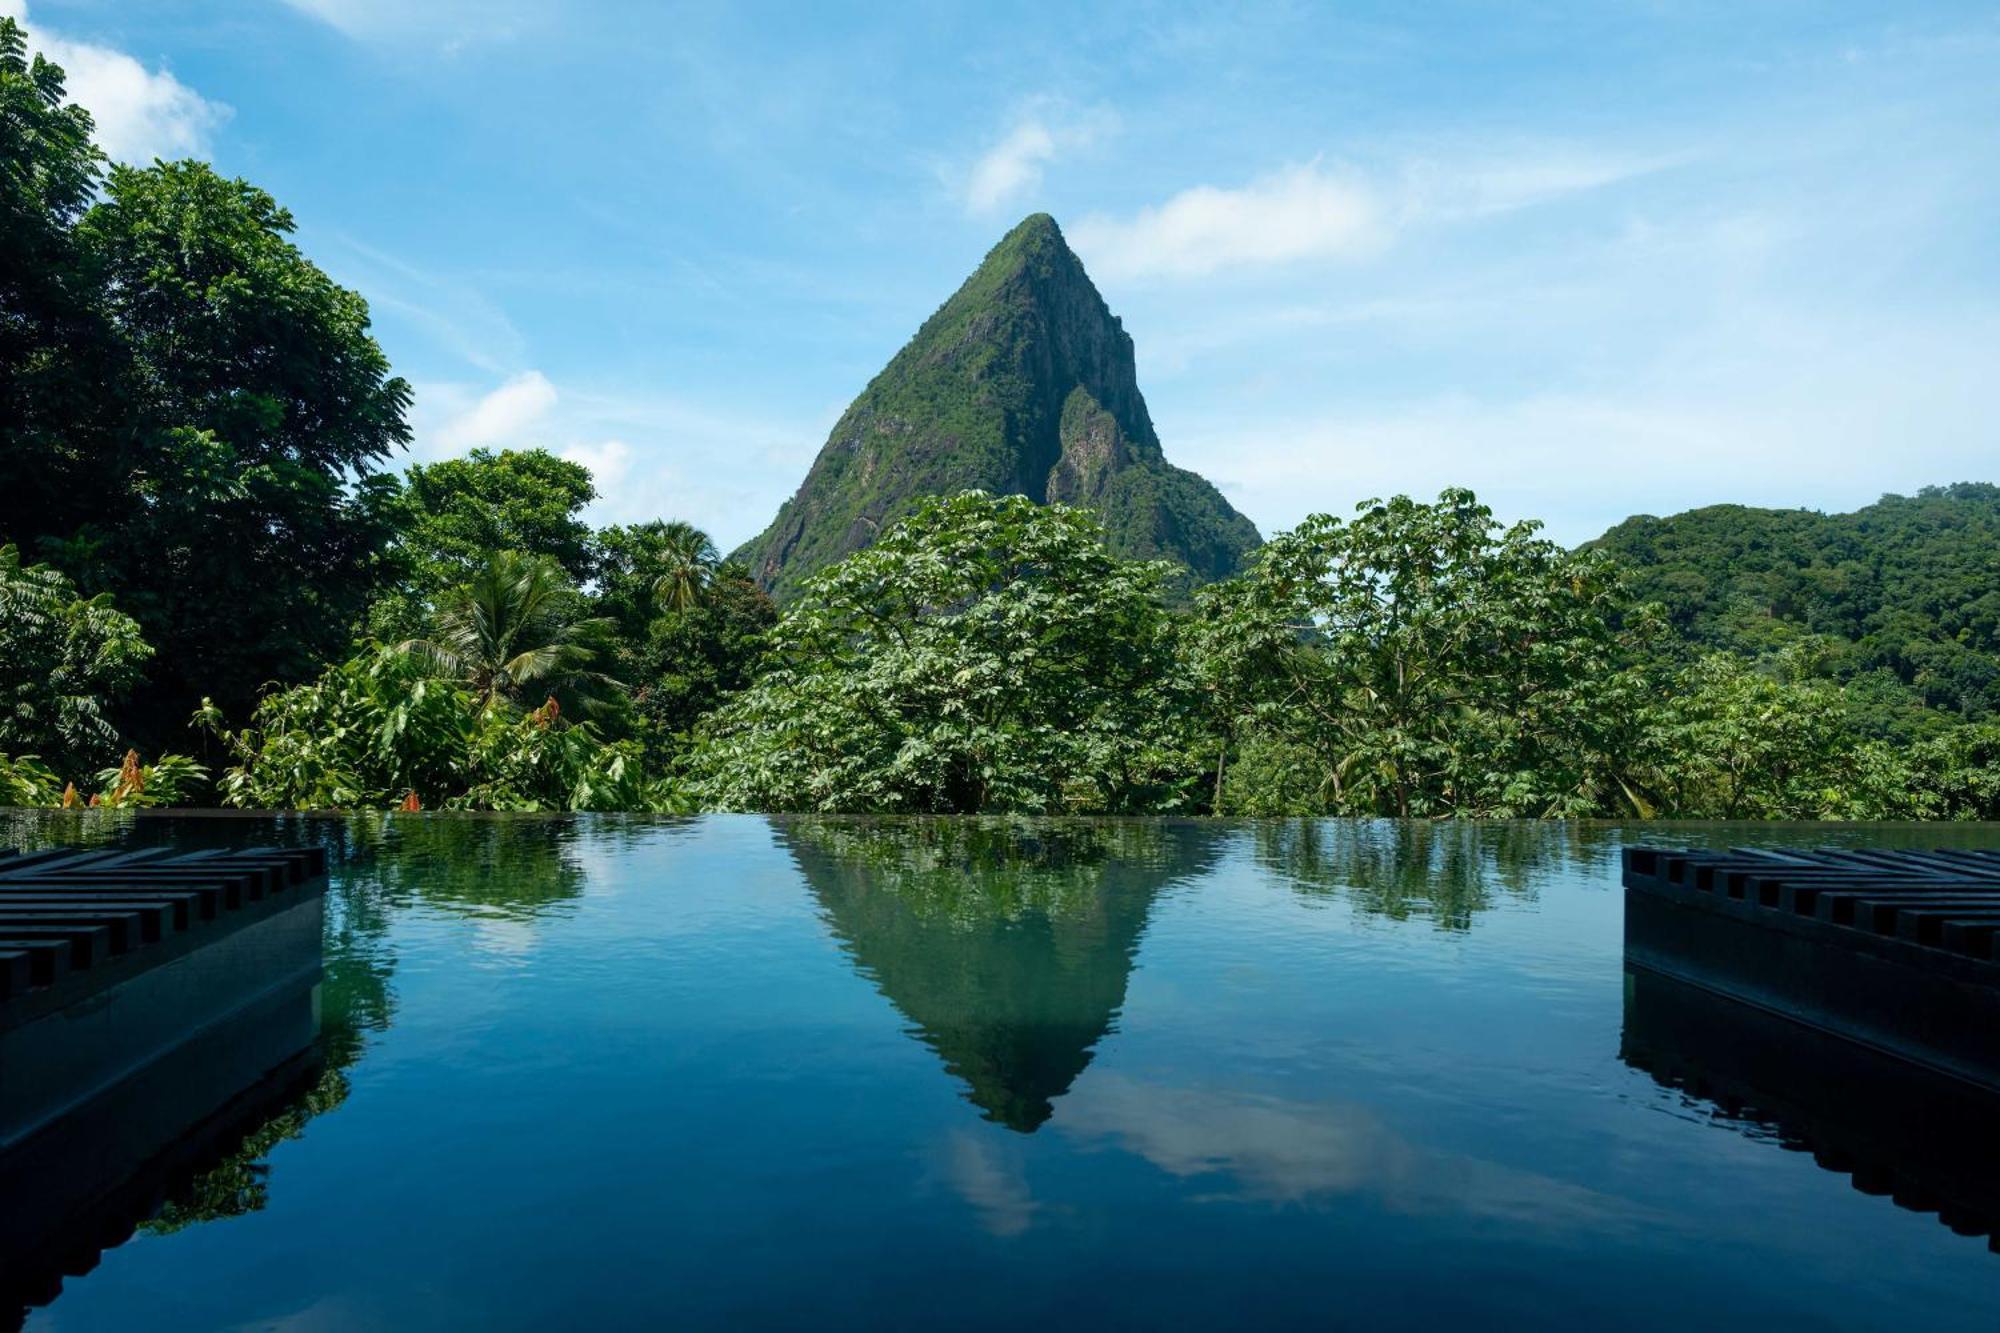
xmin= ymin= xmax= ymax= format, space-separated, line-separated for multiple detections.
xmin=2 ymin=39 xmax=413 ymax=742
xmin=397 ymin=551 xmax=623 ymax=714
xmin=1195 ymin=489 xmax=1648 ymax=817
xmin=1628 ymin=646 xmax=1866 ymax=819
xmin=649 ymin=520 xmax=720 ymax=615
xmin=68 ymin=160 xmax=409 ymax=730
xmin=594 ymin=520 xmax=774 ymax=750
xmin=389 ymin=447 xmax=598 ymax=591
xmin=0 ymin=18 xmax=120 ymax=562
xmin=689 ymin=492 xmax=1199 ymax=813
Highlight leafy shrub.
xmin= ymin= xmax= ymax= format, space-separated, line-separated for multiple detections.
xmin=0 ymin=544 xmax=152 ymax=777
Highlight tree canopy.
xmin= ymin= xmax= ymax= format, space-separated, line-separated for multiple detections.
xmin=0 ymin=31 xmax=411 ymax=738
xmin=1194 ymin=490 xmax=1646 ymax=817
xmin=0 ymin=543 xmax=151 ymax=777
xmin=391 ymin=448 xmax=598 ymax=590
xmin=692 ymin=492 xmax=1196 ymax=813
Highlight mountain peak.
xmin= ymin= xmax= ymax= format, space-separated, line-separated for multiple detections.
xmin=989 ymin=211 xmax=1066 ymax=261
xmin=733 ymin=219 xmax=1260 ymax=600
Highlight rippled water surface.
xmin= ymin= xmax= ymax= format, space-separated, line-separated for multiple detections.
xmin=8 ymin=813 xmax=2000 ymax=1331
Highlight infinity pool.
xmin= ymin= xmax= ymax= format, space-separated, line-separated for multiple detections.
xmin=6 ymin=814 xmax=1999 ymax=1330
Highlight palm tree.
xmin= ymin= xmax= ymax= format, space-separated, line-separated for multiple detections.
xmin=399 ymin=551 xmax=623 ymax=710
xmin=651 ymin=521 xmax=719 ymax=616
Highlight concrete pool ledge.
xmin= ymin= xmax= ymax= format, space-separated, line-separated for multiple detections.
xmin=0 ymin=847 xmax=328 ymax=1311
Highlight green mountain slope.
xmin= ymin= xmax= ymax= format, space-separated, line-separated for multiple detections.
xmin=733 ymin=214 xmax=1260 ymax=600
xmin=1591 ymin=482 xmax=2000 ymax=724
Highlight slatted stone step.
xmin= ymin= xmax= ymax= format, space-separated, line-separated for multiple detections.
xmin=1623 ymin=847 xmax=2000 ymax=966
xmin=0 ymin=846 xmax=328 ymax=1017
xmin=1622 ymin=844 xmax=2000 ymax=1100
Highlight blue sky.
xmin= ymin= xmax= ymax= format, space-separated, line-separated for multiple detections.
xmin=10 ymin=1 xmax=1999 ymax=548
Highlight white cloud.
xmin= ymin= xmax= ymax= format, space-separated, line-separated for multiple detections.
xmin=1070 ymin=148 xmax=1669 ymax=282
xmin=960 ymin=104 xmax=1113 ymax=216
xmin=1397 ymin=149 xmax=1681 ymax=222
xmin=557 ymin=437 xmax=634 ymax=495
xmin=432 ymin=370 xmax=557 ymax=451
xmin=4 ymin=2 xmax=228 ymax=163
xmin=1070 ymin=162 xmax=1384 ymax=280
xmin=965 ymin=121 xmax=1059 ymax=215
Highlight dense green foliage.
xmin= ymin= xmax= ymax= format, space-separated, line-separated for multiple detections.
xmin=393 ymin=448 xmax=599 ymax=589
xmin=1 ymin=20 xmax=410 ymax=737
xmin=4 ymin=15 xmax=1999 ymax=820
xmin=0 ymin=543 xmax=152 ymax=776
xmin=1593 ymin=484 xmax=2000 ymax=736
xmin=695 ymin=493 xmax=1195 ymax=812
xmin=596 ymin=520 xmax=776 ymax=746
xmin=734 ymin=213 xmax=1259 ymax=600
xmin=1193 ymin=491 xmax=1645 ymax=817
xmin=701 ymin=489 xmax=2000 ymax=821
xmin=205 ymin=646 xmax=660 ymax=812
xmin=396 ymin=551 xmax=621 ymax=716
xmin=364 ymin=449 xmax=597 ymax=641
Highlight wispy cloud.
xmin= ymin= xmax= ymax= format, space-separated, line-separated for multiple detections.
xmin=1071 ymin=148 xmax=1670 ymax=281
xmin=961 ymin=101 xmax=1115 ymax=216
xmin=1060 ymin=1074 xmax=1651 ymax=1228
xmin=322 ymin=232 xmax=530 ymax=376
xmin=1071 ymin=162 xmax=1384 ymax=279
xmin=278 ymin=0 xmax=536 ymax=48
xmin=940 ymin=1130 xmax=1039 ymax=1237
xmin=1395 ymin=148 xmax=1684 ymax=222
xmin=965 ymin=121 xmax=1058 ymax=215
xmin=3 ymin=1 xmax=228 ymax=163
xmin=278 ymin=0 xmax=388 ymax=38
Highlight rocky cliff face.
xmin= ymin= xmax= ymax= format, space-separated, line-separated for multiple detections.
xmin=733 ymin=214 xmax=1260 ymax=600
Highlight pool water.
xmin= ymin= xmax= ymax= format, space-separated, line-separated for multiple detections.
xmin=7 ymin=814 xmax=2000 ymax=1330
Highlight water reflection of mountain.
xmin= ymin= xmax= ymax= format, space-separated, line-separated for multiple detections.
xmin=1622 ymin=962 xmax=2000 ymax=1250
xmin=1254 ymin=820 xmax=1616 ymax=930
xmin=780 ymin=818 xmax=1222 ymax=1133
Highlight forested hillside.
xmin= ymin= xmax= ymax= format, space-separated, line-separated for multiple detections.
xmin=1593 ymin=484 xmax=2000 ymax=736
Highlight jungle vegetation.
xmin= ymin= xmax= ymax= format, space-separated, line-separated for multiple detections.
xmin=4 ymin=17 xmax=1998 ymax=821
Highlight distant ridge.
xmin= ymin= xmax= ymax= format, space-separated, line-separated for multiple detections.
xmin=733 ymin=214 xmax=1261 ymax=599
xmin=1589 ymin=482 xmax=2000 ymax=722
